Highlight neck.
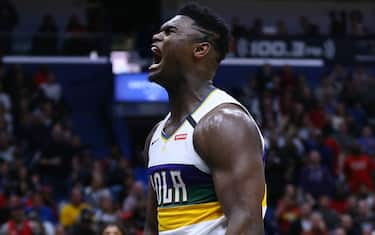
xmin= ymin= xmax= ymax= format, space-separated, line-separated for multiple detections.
xmin=167 ymin=78 xmax=214 ymax=124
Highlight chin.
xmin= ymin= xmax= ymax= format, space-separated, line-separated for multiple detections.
xmin=148 ymin=71 xmax=160 ymax=82
xmin=148 ymin=71 xmax=165 ymax=87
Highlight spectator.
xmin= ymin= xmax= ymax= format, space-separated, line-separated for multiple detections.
xmin=0 ymin=0 xmax=18 ymax=53
xmin=0 ymin=59 xmax=4 ymax=80
xmin=329 ymin=10 xmax=347 ymax=36
xmin=348 ymin=10 xmax=368 ymax=36
xmin=0 ymin=103 xmax=12 ymax=133
xmin=330 ymin=103 xmax=346 ymax=132
xmin=343 ymin=145 xmax=373 ymax=194
xmin=63 ymin=14 xmax=88 ymax=55
xmin=94 ymin=192 xmax=119 ymax=226
xmin=54 ymin=224 xmax=67 ymax=235
xmin=256 ymin=64 xmax=274 ymax=93
xmin=288 ymin=202 xmax=313 ymax=235
xmin=26 ymin=209 xmax=54 ymax=235
xmin=0 ymin=131 xmax=15 ymax=162
xmin=249 ymin=18 xmax=263 ymax=36
xmin=357 ymin=126 xmax=375 ymax=156
xmin=32 ymin=65 xmax=50 ymax=87
xmin=354 ymin=199 xmax=375 ymax=233
xmin=0 ymin=85 xmax=11 ymax=113
xmin=0 ymin=195 xmax=36 ymax=235
xmin=230 ymin=16 xmax=247 ymax=39
xmin=26 ymin=191 xmax=56 ymax=224
xmin=84 ymin=171 xmax=111 ymax=208
xmin=332 ymin=227 xmax=347 ymax=235
xmin=40 ymin=72 xmax=62 ymax=102
xmin=330 ymin=185 xmax=349 ymax=214
xmin=240 ymin=77 xmax=261 ymax=120
xmin=69 ymin=208 xmax=98 ymax=235
xmin=316 ymin=195 xmax=340 ymax=230
xmin=302 ymin=212 xmax=329 ymax=235
xmin=276 ymin=19 xmax=288 ymax=35
xmin=122 ymin=181 xmax=145 ymax=216
xmin=348 ymin=103 xmax=366 ymax=128
xmin=308 ymin=101 xmax=326 ymax=130
xmin=59 ymin=187 xmax=90 ymax=228
xmin=300 ymin=150 xmax=334 ymax=199
xmin=35 ymin=123 xmax=71 ymax=195
xmin=31 ymin=14 xmax=59 ymax=55
xmin=275 ymin=184 xmax=301 ymax=234
xmin=265 ymin=147 xmax=287 ymax=208
xmin=335 ymin=121 xmax=355 ymax=152
xmin=106 ymin=150 xmax=132 ymax=187
xmin=340 ymin=214 xmax=361 ymax=235
xmin=101 ymin=222 xmax=126 ymax=235
xmin=298 ymin=16 xmax=319 ymax=36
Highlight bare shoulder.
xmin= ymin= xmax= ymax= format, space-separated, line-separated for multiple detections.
xmin=194 ymin=103 xmax=262 ymax=143
xmin=193 ymin=103 xmax=263 ymax=167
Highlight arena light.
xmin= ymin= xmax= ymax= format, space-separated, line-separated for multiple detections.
xmin=221 ymin=58 xmax=324 ymax=67
xmin=110 ymin=51 xmax=141 ymax=74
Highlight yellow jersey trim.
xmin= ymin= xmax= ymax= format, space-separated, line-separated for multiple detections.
xmin=158 ymin=201 xmax=224 ymax=232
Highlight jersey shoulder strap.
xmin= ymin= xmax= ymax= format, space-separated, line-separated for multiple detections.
xmin=190 ymin=88 xmax=248 ymax=122
xmin=190 ymin=88 xmax=264 ymax=151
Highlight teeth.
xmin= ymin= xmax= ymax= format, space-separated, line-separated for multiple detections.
xmin=150 ymin=45 xmax=162 ymax=71
xmin=149 ymin=63 xmax=160 ymax=70
xmin=151 ymin=46 xmax=159 ymax=52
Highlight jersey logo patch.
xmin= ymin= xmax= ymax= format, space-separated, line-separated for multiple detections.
xmin=174 ymin=133 xmax=187 ymax=141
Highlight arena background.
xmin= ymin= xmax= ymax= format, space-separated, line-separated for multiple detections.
xmin=0 ymin=0 xmax=374 ymax=234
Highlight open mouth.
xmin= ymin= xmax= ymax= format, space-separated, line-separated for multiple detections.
xmin=149 ymin=45 xmax=162 ymax=71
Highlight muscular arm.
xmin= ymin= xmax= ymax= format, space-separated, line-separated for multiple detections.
xmin=143 ymin=124 xmax=159 ymax=235
xmin=194 ymin=104 xmax=265 ymax=235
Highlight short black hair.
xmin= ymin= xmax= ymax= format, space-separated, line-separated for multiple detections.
xmin=101 ymin=222 xmax=126 ymax=235
xmin=177 ymin=2 xmax=229 ymax=63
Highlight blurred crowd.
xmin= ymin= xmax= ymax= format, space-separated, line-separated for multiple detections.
xmin=30 ymin=13 xmax=108 ymax=56
xmin=0 ymin=61 xmax=146 ymax=235
xmin=1 ymin=0 xmax=374 ymax=56
xmin=2 ymin=60 xmax=374 ymax=235
xmin=0 ymin=0 xmax=108 ymax=55
xmin=230 ymin=9 xmax=371 ymax=39
xmin=236 ymin=64 xmax=375 ymax=235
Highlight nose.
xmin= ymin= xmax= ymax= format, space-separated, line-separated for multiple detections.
xmin=152 ymin=31 xmax=163 ymax=43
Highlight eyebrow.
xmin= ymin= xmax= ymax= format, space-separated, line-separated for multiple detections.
xmin=160 ymin=24 xmax=178 ymax=32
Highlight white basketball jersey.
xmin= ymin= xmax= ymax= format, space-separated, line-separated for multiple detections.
xmin=148 ymin=88 xmax=267 ymax=235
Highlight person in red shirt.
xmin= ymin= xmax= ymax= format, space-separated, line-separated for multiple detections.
xmin=343 ymin=144 xmax=374 ymax=194
xmin=275 ymin=184 xmax=301 ymax=234
xmin=308 ymin=102 xmax=326 ymax=130
xmin=0 ymin=195 xmax=36 ymax=235
xmin=324 ymin=137 xmax=341 ymax=175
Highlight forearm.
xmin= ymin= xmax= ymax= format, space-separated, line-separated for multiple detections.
xmin=143 ymin=210 xmax=158 ymax=235
xmin=143 ymin=225 xmax=158 ymax=235
xmin=225 ymin=212 xmax=264 ymax=235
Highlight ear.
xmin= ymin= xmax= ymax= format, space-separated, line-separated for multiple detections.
xmin=193 ymin=42 xmax=211 ymax=59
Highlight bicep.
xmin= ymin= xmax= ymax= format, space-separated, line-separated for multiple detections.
xmin=194 ymin=106 xmax=266 ymax=232
xmin=210 ymin=133 xmax=265 ymax=221
xmin=143 ymin=123 xmax=160 ymax=234
xmin=144 ymin=182 xmax=158 ymax=234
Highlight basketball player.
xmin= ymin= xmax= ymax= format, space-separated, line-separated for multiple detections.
xmin=144 ymin=3 xmax=266 ymax=235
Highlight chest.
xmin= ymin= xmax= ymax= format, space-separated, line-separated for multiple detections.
xmin=148 ymin=123 xmax=214 ymax=207
xmin=148 ymin=122 xmax=197 ymax=167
